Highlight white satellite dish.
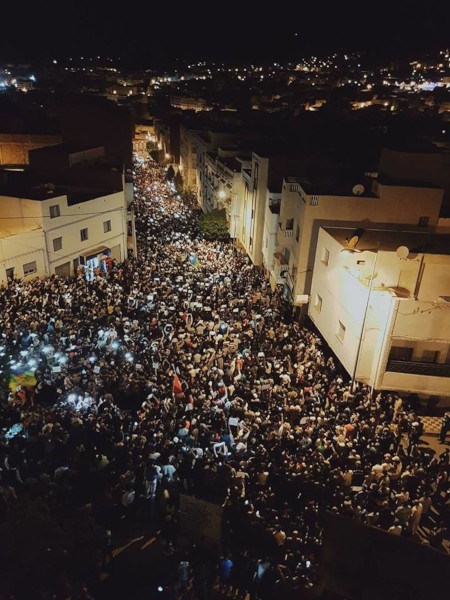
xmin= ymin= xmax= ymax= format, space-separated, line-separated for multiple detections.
xmin=396 ymin=246 xmax=410 ymax=260
xmin=352 ymin=184 xmax=365 ymax=196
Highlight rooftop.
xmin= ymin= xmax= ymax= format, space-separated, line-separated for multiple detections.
xmin=325 ymin=226 xmax=450 ymax=256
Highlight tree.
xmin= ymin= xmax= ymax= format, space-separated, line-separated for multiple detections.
xmin=198 ymin=208 xmax=230 ymax=242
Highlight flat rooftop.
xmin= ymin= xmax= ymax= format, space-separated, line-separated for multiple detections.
xmin=325 ymin=226 xmax=450 ymax=256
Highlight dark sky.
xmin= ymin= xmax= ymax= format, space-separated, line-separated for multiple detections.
xmin=1 ymin=3 xmax=449 ymax=67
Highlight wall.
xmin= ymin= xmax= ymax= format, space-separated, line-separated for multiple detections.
xmin=0 ymin=134 xmax=61 ymax=165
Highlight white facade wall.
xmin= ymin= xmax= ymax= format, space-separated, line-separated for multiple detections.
xmin=309 ymin=227 xmax=450 ymax=398
xmin=274 ymin=180 xmax=444 ymax=303
xmin=0 ymin=191 xmax=127 ymax=285
xmin=262 ymin=193 xmax=281 ymax=286
xmin=0 ymin=229 xmax=47 ymax=282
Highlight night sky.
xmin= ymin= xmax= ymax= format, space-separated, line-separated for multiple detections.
xmin=1 ymin=3 xmax=449 ymax=67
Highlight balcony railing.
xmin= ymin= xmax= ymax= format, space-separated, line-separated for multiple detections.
xmin=387 ymin=360 xmax=450 ymax=378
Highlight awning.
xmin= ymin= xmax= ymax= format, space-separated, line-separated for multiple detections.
xmin=80 ymin=245 xmax=110 ymax=260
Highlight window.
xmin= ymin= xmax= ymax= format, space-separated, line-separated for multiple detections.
xmin=53 ymin=237 xmax=63 ymax=251
xmin=253 ymin=161 xmax=259 ymax=189
xmin=418 ymin=216 xmax=429 ymax=227
xmin=295 ymin=224 xmax=300 ymax=242
xmin=310 ymin=195 xmax=319 ymax=206
xmin=23 ymin=261 xmax=37 ymax=276
xmin=389 ymin=346 xmax=413 ymax=361
xmin=314 ymin=293 xmax=322 ymax=313
xmin=337 ymin=321 xmax=346 ymax=342
xmin=321 ymin=248 xmax=330 ymax=266
xmin=80 ymin=228 xmax=89 ymax=241
xmin=285 ymin=218 xmax=294 ymax=230
xmin=49 ymin=205 xmax=60 ymax=218
xmin=103 ymin=220 xmax=112 ymax=233
xmin=421 ymin=350 xmax=438 ymax=363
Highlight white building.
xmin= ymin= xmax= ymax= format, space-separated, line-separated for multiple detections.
xmin=269 ymin=175 xmax=444 ymax=314
xmin=0 ymin=184 xmax=128 ymax=284
xmin=308 ymin=226 xmax=450 ymax=399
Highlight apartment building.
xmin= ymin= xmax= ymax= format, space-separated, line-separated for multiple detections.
xmin=308 ymin=226 xmax=450 ymax=398
xmin=0 ymin=182 xmax=128 ymax=285
xmin=268 ymin=173 xmax=444 ymax=312
xmin=0 ymin=144 xmax=130 ymax=284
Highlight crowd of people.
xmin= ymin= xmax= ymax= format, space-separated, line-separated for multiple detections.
xmin=0 ymin=155 xmax=449 ymax=599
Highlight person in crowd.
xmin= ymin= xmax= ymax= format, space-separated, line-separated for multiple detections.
xmin=0 ymin=155 xmax=448 ymax=599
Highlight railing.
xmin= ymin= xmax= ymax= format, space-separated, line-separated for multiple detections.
xmin=387 ymin=360 xmax=450 ymax=378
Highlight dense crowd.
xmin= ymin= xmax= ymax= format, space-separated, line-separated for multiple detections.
xmin=0 ymin=156 xmax=449 ymax=600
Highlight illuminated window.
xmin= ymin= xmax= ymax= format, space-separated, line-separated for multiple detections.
xmin=337 ymin=321 xmax=346 ymax=342
xmin=103 ymin=220 xmax=112 ymax=233
xmin=23 ymin=261 xmax=37 ymax=276
xmin=314 ymin=293 xmax=322 ymax=313
xmin=49 ymin=205 xmax=60 ymax=218
xmin=53 ymin=237 xmax=62 ymax=251
xmin=321 ymin=248 xmax=330 ymax=266
xmin=80 ymin=228 xmax=89 ymax=241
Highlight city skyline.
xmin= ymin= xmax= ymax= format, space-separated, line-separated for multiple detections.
xmin=1 ymin=3 xmax=449 ymax=67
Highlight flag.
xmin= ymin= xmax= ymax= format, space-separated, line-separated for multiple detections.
xmin=172 ymin=373 xmax=183 ymax=395
xmin=189 ymin=253 xmax=199 ymax=269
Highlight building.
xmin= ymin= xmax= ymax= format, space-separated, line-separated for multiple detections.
xmin=0 ymin=145 xmax=129 ymax=284
xmin=308 ymin=226 xmax=450 ymax=400
xmin=267 ymin=171 xmax=444 ymax=315
xmin=378 ymin=142 xmax=450 ymax=217
xmin=0 ymin=181 xmax=127 ymax=284
xmin=0 ymin=133 xmax=61 ymax=167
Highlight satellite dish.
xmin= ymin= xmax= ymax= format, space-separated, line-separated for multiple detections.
xmin=396 ymin=246 xmax=410 ymax=260
xmin=352 ymin=183 xmax=365 ymax=195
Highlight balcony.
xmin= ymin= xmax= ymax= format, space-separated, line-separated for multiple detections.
xmin=274 ymin=251 xmax=289 ymax=266
xmin=387 ymin=360 xmax=450 ymax=378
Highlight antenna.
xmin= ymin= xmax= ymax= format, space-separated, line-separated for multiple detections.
xmin=396 ymin=246 xmax=410 ymax=260
xmin=352 ymin=183 xmax=365 ymax=196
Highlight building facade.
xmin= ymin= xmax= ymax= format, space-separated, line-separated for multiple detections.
xmin=0 ymin=189 xmax=128 ymax=285
xmin=308 ymin=226 xmax=450 ymax=399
